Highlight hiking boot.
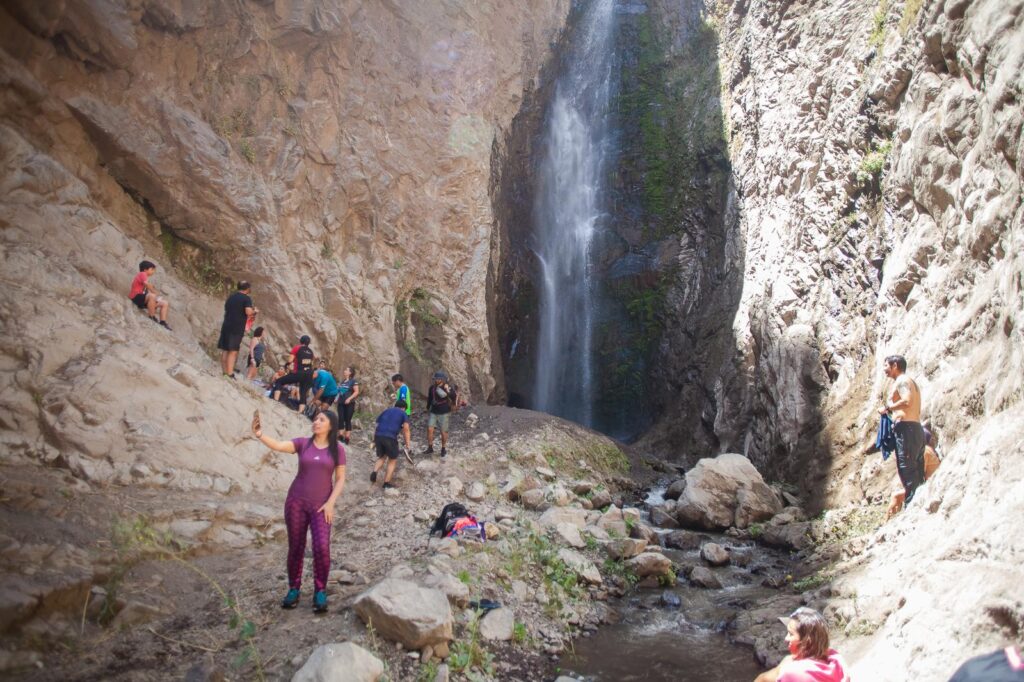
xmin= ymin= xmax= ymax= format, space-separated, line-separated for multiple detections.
xmin=440 ymin=447 xmax=447 ymax=457
xmin=424 ymin=446 xmax=434 ymax=455
xmin=313 ymin=591 xmax=328 ymax=614
xmin=382 ymin=482 xmax=395 ymax=490
xmin=159 ymin=321 xmax=172 ymax=331
xmin=370 ymin=471 xmax=377 ymax=484
xmin=281 ymin=588 xmax=300 ymax=609
xmin=149 ymin=315 xmax=159 ymax=324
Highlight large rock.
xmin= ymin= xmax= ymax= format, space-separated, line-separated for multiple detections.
xmin=649 ymin=505 xmax=679 ymax=529
xmin=554 ymin=523 xmax=585 ymax=549
xmin=478 ymin=607 xmax=514 ymax=641
xmin=596 ymin=506 xmax=640 ymax=537
xmin=353 ymin=579 xmax=453 ymax=649
xmin=674 ymin=454 xmax=781 ymax=530
xmin=604 ymin=538 xmax=647 ymax=560
xmin=664 ymin=478 xmax=687 ymax=500
xmin=557 ymin=549 xmax=602 ymax=585
xmin=292 ymin=642 xmax=384 ymax=682
xmin=421 ymin=572 xmax=470 ymax=608
xmin=663 ymin=530 xmax=702 ymax=551
xmin=700 ymin=543 xmax=730 ymax=567
xmin=626 ymin=552 xmax=674 ymax=579
xmin=520 ymin=488 xmax=549 ymax=511
xmin=538 ymin=507 xmax=589 ymax=529
xmin=759 ymin=522 xmax=813 ymax=551
xmin=689 ymin=567 xmax=722 ymax=589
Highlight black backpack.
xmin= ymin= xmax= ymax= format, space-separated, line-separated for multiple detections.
xmin=295 ymin=345 xmax=314 ymax=375
xmin=429 ymin=502 xmax=470 ymax=538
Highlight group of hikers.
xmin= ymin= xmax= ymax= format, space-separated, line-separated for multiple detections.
xmin=129 ymin=264 xmax=1021 ymax=680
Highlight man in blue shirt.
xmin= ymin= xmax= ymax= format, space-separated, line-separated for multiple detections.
xmin=370 ymin=399 xmax=412 ymax=490
xmin=311 ymin=366 xmax=339 ymax=411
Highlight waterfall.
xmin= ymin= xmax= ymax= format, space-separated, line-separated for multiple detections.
xmin=532 ymin=0 xmax=616 ymax=427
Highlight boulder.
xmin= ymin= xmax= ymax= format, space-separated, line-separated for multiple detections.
xmin=596 ymin=506 xmax=640 ymax=537
xmin=479 ymin=607 xmax=514 ymax=641
xmin=421 ymin=573 xmax=470 ymax=608
xmin=572 ymin=481 xmax=595 ymax=495
xmin=557 ymin=549 xmax=602 ymax=585
xmin=626 ymin=552 xmax=673 ymax=578
xmin=291 ymin=642 xmax=384 ymax=682
xmin=649 ymin=505 xmax=679 ymax=529
xmin=689 ymin=567 xmax=722 ymax=589
xmin=604 ymin=538 xmax=647 ymax=560
xmin=590 ymin=489 xmax=612 ymax=509
xmin=354 ymin=579 xmax=453 ymax=649
xmin=700 ymin=543 xmax=730 ymax=567
xmin=630 ymin=521 xmax=659 ymax=544
xmin=520 ymin=488 xmax=548 ymax=511
xmin=466 ymin=482 xmax=486 ymax=502
xmin=663 ymin=530 xmax=702 ymax=550
xmin=538 ymin=507 xmax=589 ymax=529
xmin=554 ymin=523 xmax=586 ymax=549
xmin=664 ymin=478 xmax=687 ymax=500
xmin=674 ymin=454 xmax=782 ymax=530
xmin=759 ymin=522 xmax=813 ymax=551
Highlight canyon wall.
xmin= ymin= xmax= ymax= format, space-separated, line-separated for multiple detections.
xmin=0 ymin=0 xmax=570 ymax=487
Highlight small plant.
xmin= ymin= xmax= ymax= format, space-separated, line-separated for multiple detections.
xmin=512 ymin=621 xmax=528 ymax=644
xmin=898 ymin=0 xmax=923 ymax=34
xmin=792 ymin=568 xmax=833 ymax=592
xmin=238 ymin=139 xmax=256 ymax=164
xmin=602 ymin=558 xmax=639 ymax=589
xmin=749 ymin=522 xmax=764 ymax=539
xmin=657 ymin=566 xmax=677 ymax=587
xmin=457 ymin=569 xmax=472 ymax=585
xmin=869 ymin=0 xmax=889 ymax=49
xmin=857 ymin=141 xmax=892 ymax=184
xmin=416 ymin=659 xmax=439 ymax=682
xmin=449 ymin=610 xmax=494 ymax=676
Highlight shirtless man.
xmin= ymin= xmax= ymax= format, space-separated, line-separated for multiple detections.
xmin=877 ymin=354 xmax=926 ymax=505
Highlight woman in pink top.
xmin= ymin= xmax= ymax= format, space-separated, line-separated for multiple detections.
xmin=755 ymin=607 xmax=850 ymax=682
xmin=252 ymin=410 xmax=346 ymax=614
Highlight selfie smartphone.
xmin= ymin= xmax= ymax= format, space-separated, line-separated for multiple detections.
xmin=253 ymin=409 xmax=261 ymax=431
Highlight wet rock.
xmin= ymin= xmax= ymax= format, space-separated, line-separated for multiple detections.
xmin=660 ymin=591 xmax=682 ymax=608
xmin=663 ymin=530 xmax=702 ymax=550
xmin=292 ymin=642 xmax=385 ymax=682
xmin=689 ymin=567 xmax=722 ymax=589
xmin=649 ymin=505 xmax=679 ymax=529
xmin=479 ymin=607 xmax=514 ymax=641
xmin=664 ymin=478 xmax=687 ymax=500
xmin=604 ymin=538 xmax=648 ymax=560
xmin=626 ymin=552 xmax=673 ymax=578
xmin=674 ymin=454 xmax=782 ymax=530
xmin=700 ymin=543 xmax=730 ymax=567
xmin=354 ymin=579 xmax=453 ymax=649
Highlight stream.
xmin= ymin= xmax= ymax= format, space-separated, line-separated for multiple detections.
xmin=558 ymin=487 xmax=795 ymax=681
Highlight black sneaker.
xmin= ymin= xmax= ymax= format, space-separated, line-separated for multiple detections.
xmin=159 ymin=321 xmax=172 ymax=331
xmin=440 ymin=447 xmax=447 ymax=457
xmin=382 ymin=482 xmax=395 ymax=490
xmin=370 ymin=471 xmax=377 ymax=484
xmin=281 ymin=588 xmax=300 ymax=609
xmin=424 ymin=446 xmax=434 ymax=455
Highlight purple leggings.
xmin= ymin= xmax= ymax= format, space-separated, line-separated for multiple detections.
xmin=285 ymin=496 xmax=331 ymax=592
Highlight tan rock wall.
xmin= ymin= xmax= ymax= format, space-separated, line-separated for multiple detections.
xmin=0 ymin=0 xmax=570 ymax=488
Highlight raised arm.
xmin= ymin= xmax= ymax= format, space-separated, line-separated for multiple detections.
xmin=251 ymin=413 xmax=297 ymax=453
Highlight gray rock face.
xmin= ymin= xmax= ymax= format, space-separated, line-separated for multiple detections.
xmin=674 ymin=454 xmax=781 ymax=530
xmin=353 ymin=579 xmax=453 ymax=649
xmin=291 ymin=642 xmax=384 ymax=682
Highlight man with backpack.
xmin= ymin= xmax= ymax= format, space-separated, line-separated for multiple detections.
xmin=272 ymin=335 xmax=315 ymax=410
xmin=424 ymin=371 xmax=458 ymax=457
xmin=369 ymin=399 xmax=413 ymax=490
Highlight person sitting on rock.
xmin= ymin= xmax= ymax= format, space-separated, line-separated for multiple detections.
xmin=272 ymin=335 xmax=315 ymax=410
xmin=754 ymin=607 xmax=850 ymax=682
xmin=311 ymin=366 xmax=339 ymax=412
xmin=251 ymin=409 xmax=346 ymax=614
xmin=246 ymin=326 xmax=266 ymax=382
xmin=425 ymin=371 xmax=457 ymax=457
xmin=886 ymin=424 xmax=942 ymax=518
xmin=128 ymin=260 xmax=171 ymax=330
xmin=877 ymin=354 xmax=927 ymax=506
xmin=370 ymin=399 xmax=412 ymax=490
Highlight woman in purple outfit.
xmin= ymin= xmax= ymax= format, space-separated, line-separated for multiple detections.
xmin=252 ymin=410 xmax=346 ymax=613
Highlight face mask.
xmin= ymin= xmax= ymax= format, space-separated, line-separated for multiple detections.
xmin=788 ymin=639 xmax=801 ymax=656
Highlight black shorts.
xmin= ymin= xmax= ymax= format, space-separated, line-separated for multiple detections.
xmin=131 ymin=293 xmax=148 ymax=309
xmin=374 ymin=435 xmax=400 ymax=460
xmin=247 ymin=353 xmax=262 ymax=368
xmin=320 ymin=394 xmax=337 ymax=407
xmin=217 ymin=328 xmax=244 ymax=352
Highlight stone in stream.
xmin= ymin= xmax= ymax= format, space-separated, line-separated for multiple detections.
xmin=659 ymin=591 xmax=682 ymax=608
xmin=479 ymin=607 xmax=514 ymax=641
xmin=630 ymin=521 xmax=659 ymax=544
xmin=626 ymin=551 xmax=673 ymax=578
xmin=664 ymin=477 xmax=687 ymax=500
xmin=674 ymin=454 xmax=782 ymax=530
xmin=291 ymin=642 xmax=384 ymax=682
xmin=700 ymin=542 xmax=731 ymax=566
xmin=689 ymin=566 xmax=723 ymax=589
xmin=649 ymin=505 xmax=679 ymax=529
xmin=353 ymin=579 xmax=453 ymax=648
xmin=663 ymin=529 xmax=703 ymax=550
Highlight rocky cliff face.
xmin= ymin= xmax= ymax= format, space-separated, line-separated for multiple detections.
xmin=0 ymin=0 xmax=571 ymax=486
xmin=658 ymin=0 xmax=1023 ymax=677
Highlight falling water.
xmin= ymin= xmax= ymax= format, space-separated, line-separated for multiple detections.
xmin=533 ymin=0 xmax=617 ymax=427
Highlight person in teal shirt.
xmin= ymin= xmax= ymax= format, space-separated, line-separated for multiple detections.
xmin=312 ymin=367 xmax=339 ymax=410
xmin=391 ymin=373 xmax=411 ymax=416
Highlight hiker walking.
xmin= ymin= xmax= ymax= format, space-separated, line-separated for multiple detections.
xmin=246 ymin=326 xmax=266 ymax=382
xmin=337 ymin=366 xmax=360 ymax=444
xmin=425 ymin=371 xmax=457 ymax=457
xmin=272 ymin=335 xmax=315 ymax=409
xmin=878 ymin=354 xmax=927 ymax=505
xmin=370 ymin=399 xmax=412 ymax=490
xmin=128 ymin=260 xmax=171 ymax=330
xmin=251 ymin=410 xmax=345 ymax=614
xmin=217 ymin=281 xmax=257 ymax=378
